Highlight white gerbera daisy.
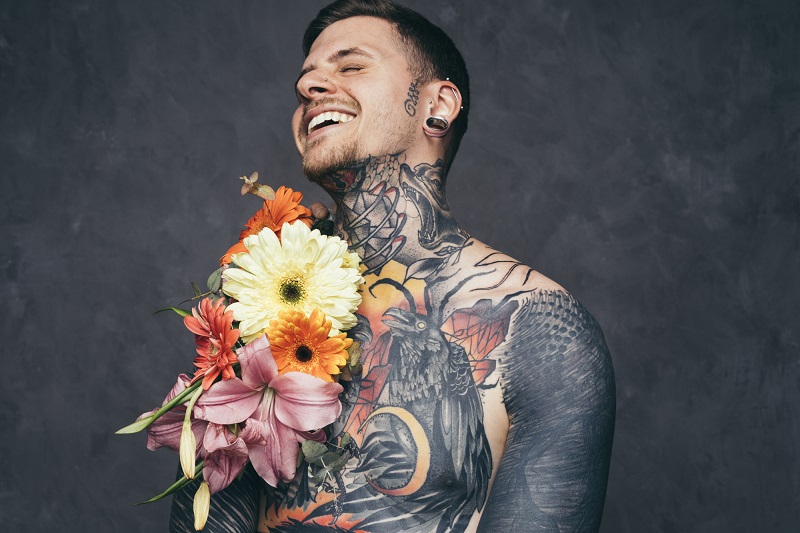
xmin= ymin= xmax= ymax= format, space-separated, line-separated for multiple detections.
xmin=222 ymin=221 xmax=363 ymax=343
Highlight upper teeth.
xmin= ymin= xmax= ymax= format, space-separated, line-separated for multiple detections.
xmin=307 ymin=111 xmax=355 ymax=134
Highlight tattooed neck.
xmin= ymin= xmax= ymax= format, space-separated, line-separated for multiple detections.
xmin=319 ymin=152 xmax=469 ymax=276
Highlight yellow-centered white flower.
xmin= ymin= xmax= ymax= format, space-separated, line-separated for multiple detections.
xmin=223 ymin=221 xmax=363 ymax=343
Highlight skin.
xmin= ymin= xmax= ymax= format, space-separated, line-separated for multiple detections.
xmin=170 ymin=16 xmax=614 ymax=533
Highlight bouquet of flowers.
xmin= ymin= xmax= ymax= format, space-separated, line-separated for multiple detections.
xmin=118 ymin=175 xmax=364 ymax=530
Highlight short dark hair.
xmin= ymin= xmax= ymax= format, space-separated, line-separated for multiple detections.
xmin=303 ymin=0 xmax=470 ymax=170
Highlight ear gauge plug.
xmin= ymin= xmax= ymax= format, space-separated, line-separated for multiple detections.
xmin=423 ymin=116 xmax=449 ymax=137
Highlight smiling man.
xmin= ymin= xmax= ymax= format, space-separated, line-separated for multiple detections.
xmin=170 ymin=1 xmax=615 ymax=531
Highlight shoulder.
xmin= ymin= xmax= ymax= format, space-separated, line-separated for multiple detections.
xmin=444 ymin=239 xmax=614 ymax=413
xmin=499 ymin=289 xmax=615 ymax=426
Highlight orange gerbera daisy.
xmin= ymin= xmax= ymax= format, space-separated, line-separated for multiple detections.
xmin=220 ymin=186 xmax=313 ymax=265
xmin=267 ymin=308 xmax=352 ymax=382
xmin=184 ymin=298 xmax=240 ymax=390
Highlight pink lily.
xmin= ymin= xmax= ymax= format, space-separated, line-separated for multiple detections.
xmin=138 ymin=374 xmax=207 ymax=454
xmin=201 ymin=423 xmax=249 ymax=494
xmin=194 ymin=335 xmax=343 ymax=487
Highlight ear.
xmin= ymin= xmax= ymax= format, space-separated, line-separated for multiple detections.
xmin=423 ymin=80 xmax=463 ymax=131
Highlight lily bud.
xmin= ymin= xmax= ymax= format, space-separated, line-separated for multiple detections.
xmin=193 ymin=481 xmax=210 ymax=531
xmin=179 ymin=420 xmax=196 ymax=479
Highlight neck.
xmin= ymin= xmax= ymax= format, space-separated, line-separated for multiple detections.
xmin=317 ymin=152 xmax=469 ymax=276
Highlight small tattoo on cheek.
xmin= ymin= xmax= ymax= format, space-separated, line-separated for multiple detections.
xmin=404 ymin=80 xmax=420 ymax=116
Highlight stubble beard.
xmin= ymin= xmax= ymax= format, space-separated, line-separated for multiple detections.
xmin=301 ymin=135 xmax=361 ymax=186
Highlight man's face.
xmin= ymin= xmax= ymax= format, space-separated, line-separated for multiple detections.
xmin=292 ymin=17 xmax=419 ymax=186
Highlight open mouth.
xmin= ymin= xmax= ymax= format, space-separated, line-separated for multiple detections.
xmin=307 ymin=111 xmax=356 ymax=135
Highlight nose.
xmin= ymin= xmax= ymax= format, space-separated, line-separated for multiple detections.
xmin=296 ymin=71 xmax=337 ymax=102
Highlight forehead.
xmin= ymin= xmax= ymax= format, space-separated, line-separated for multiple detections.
xmin=303 ymin=16 xmax=405 ymax=67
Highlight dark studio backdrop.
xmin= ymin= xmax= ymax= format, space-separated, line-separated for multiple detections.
xmin=1 ymin=0 xmax=798 ymax=531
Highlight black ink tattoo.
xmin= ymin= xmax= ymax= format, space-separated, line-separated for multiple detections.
xmin=478 ymin=291 xmax=615 ymax=531
xmin=404 ymin=80 xmax=420 ymax=116
xmin=169 ymin=147 xmax=615 ymax=532
xmin=169 ymin=465 xmax=260 ymax=532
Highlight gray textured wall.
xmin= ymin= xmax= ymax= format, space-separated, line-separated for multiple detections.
xmin=1 ymin=1 xmax=798 ymax=531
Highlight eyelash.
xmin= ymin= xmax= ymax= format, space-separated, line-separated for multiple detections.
xmin=340 ymin=65 xmax=364 ymax=73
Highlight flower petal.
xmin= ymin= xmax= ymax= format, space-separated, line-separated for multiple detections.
xmin=270 ymin=372 xmax=343 ymax=431
xmin=141 ymin=374 xmax=207 ymax=452
xmin=202 ymin=424 xmax=249 ymax=494
xmin=240 ymin=398 xmax=304 ymax=487
xmin=194 ymin=379 xmax=261 ymax=425
xmin=238 ymin=335 xmax=278 ymax=389
xmin=145 ymin=410 xmax=207 ymax=453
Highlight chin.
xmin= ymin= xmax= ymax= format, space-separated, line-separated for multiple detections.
xmin=302 ymin=139 xmax=362 ymax=187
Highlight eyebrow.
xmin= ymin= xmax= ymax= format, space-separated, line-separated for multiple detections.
xmin=295 ymin=47 xmax=376 ymax=86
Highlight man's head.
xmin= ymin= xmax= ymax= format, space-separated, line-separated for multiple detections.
xmin=292 ymin=0 xmax=470 ymax=185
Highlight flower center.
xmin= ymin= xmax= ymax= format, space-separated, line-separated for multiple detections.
xmin=278 ymin=276 xmax=306 ymax=305
xmin=294 ymin=345 xmax=313 ymax=363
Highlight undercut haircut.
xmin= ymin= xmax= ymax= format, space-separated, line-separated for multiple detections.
xmin=303 ymin=0 xmax=471 ymax=172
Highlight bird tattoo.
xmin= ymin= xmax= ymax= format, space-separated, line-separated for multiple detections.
xmin=344 ymin=306 xmax=493 ymax=532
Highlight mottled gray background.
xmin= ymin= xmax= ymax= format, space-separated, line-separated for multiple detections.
xmin=1 ymin=0 xmax=798 ymax=531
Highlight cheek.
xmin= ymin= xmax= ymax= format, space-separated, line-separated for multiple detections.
xmin=292 ymin=108 xmax=304 ymax=135
xmin=291 ymin=108 xmax=305 ymax=154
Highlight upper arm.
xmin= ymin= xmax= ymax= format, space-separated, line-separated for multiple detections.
xmin=169 ymin=464 xmax=261 ymax=532
xmin=478 ymin=291 xmax=616 ymax=532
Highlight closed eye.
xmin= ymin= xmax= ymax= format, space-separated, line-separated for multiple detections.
xmin=340 ymin=64 xmax=364 ymax=73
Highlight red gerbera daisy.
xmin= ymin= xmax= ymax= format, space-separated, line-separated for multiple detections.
xmin=184 ymin=298 xmax=240 ymax=390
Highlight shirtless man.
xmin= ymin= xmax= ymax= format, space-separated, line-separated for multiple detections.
xmin=170 ymin=1 xmax=615 ymax=531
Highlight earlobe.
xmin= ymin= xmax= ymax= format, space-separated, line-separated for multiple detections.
xmin=424 ymin=116 xmax=450 ymax=137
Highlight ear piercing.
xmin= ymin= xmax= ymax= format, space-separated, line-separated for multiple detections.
xmin=424 ymin=116 xmax=449 ymax=137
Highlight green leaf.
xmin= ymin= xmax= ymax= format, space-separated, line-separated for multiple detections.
xmin=116 ymin=414 xmax=155 ymax=435
xmin=312 ymin=468 xmax=331 ymax=484
xmin=207 ymin=267 xmax=224 ymax=293
xmin=301 ymin=440 xmax=328 ymax=463
xmin=153 ymin=307 xmax=191 ymax=318
xmin=318 ymin=450 xmax=350 ymax=472
xmin=137 ymin=461 xmax=204 ymax=505
xmin=191 ymin=282 xmax=203 ymax=296
xmin=117 ymin=379 xmax=203 ymax=434
xmin=340 ymin=433 xmax=351 ymax=448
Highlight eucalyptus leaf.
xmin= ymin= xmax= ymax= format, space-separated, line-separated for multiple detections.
xmin=340 ymin=433 xmax=351 ymax=448
xmin=319 ymin=451 xmax=341 ymax=467
xmin=312 ymin=468 xmax=331 ymax=484
xmin=328 ymin=452 xmax=351 ymax=472
xmin=301 ymin=440 xmax=328 ymax=463
xmin=207 ymin=267 xmax=224 ymax=293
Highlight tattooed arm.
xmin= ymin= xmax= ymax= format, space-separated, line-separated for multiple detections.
xmin=168 ymin=465 xmax=260 ymax=532
xmin=478 ymin=291 xmax=615 ymax=532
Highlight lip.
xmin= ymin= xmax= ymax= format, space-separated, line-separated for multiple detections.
xmin=303 ymin=105 xmax=358 ymax=140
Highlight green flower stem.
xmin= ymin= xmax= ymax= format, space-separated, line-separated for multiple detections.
xmin=137 ymin=461 xmax=204 ymax=505
xmin=117 ymin=362 xmax=240 ymax=435
xmin=184 ymin=386 xmax=204 ymax=425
